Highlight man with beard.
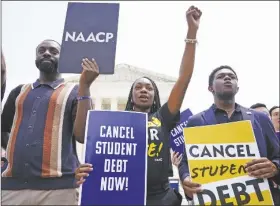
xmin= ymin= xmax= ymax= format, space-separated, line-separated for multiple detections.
xmin=1 ymin=39 xmax=100 ymax=205
xmin=178 ymin=65 xmax=280 ymax=204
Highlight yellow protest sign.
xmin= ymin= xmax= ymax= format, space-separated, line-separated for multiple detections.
xmin=184 ymin=120 xmax=274 ymax=205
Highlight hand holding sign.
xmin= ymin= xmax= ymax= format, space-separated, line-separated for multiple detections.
xmin=186 ymin=6 xmax=202 ymax=31
xmin=75 ymin=163 xmax=93 ymax=185
xmin=245 ymin=158 xmax=279 ymax=179
xmin=79 ymin=58 xmax=99 ymax=87
xmin=171 ymin=152 xmax=183 ymax=167
xmin=182 ymin=176 xmax=202 ymax=199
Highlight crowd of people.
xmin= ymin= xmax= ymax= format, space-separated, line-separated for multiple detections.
xmin=1 ymin=5 xmax=279 ymax=206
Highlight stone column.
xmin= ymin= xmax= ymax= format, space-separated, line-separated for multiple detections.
xmin=95 ymin=98 xmax=102 ymax=110
xmin=111 ymin=98 xmax=118 ymax=111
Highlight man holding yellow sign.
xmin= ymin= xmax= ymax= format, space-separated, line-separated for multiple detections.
xmin=179 ymin=66 xmax=280 ymax=205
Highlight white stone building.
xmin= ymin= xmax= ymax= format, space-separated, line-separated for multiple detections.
xmin=66 ymin=63 xmax=188 ymax=205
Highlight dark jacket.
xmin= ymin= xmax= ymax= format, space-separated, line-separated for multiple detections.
xmin=179 ymin=105 xmax=280 ymax=204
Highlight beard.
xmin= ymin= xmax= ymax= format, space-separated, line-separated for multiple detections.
xmin=216 ymin=91 xmax=236 ymax=101
xmin=35 ymin=58 xmax=58 ymax=74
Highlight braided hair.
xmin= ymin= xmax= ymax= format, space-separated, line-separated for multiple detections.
xmin=125 ymin=77 xmax=161 ymax=114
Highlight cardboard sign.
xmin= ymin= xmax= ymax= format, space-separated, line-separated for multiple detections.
xmin=80 ymin=110 xmax=148 ymax=205
xmin=184 ymin=121 xmax=274 ymax=205
xmin=59 ymin=2 xmax=119 ymax=74
xmin=170 ymin=108 xmax=193 ymax=154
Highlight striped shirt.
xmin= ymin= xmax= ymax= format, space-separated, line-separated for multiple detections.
xmin=1 ymin=78 xmax=80 ymax=190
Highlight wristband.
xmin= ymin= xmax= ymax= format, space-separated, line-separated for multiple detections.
xmin=184 ymin=38 xmax=198 ymax=44
xmin=77 ymin=96 xmax=91 ymax=101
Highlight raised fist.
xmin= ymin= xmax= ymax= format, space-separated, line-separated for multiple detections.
xmin=186 ymin=6 xmax=202 ymax=31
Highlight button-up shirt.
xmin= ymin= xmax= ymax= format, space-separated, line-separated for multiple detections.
xmin=212 ymin=103 xmax=243 ymax=123
xmin=1 ymin=78 xmax=80 ymax=190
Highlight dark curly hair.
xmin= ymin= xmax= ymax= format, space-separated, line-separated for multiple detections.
xmin=209 ymin=65 xmax=238 ymax=87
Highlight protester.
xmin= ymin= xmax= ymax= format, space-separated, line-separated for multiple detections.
xmin=1 ymin=39 xmax=99 ymax=205
xmin=250 ymin=103 xmax=270 ymax=116
xmin=170 ymin=151 xmax=185 ymax=199
xmin=1 ymin=50 xmax=6 ymax=101
xmin=75 ymin=5 xmax=202 ymax=205
xmin=1 ymin=50 xmax=7 ymax=173
xmin=269 ymin=105 xmax=280 ymax=190
xmin=270 ymin=106 xmax=280 ymax=139
xmin=178 ymin=65 xmax=280 ymax=204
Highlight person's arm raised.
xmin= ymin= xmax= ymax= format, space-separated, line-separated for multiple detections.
xmin=73 ymin=58 xmax=99 ymax=143
xmin=167 ymin=6 xmax=202 ymax=115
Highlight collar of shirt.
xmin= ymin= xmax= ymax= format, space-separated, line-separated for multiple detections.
xmin=32 ymin=78 xmax=65 ymax=90
xmin=211 ymin=103 xmax=241 ymax=113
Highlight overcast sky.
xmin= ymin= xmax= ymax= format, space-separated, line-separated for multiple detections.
xmin=2 ymin=1 xmax=279 ymax=113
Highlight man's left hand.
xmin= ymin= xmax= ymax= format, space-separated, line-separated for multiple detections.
xmin=79 ymin=58 xmax=99 ymax=87
xmin=245 ymin=158 xmax=279 ymax=179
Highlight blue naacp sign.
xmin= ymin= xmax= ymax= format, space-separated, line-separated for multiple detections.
xmin=170 ymin=108 xmax=193 ymax=154
xmin=79 ymin=111 xmax=148 ymax=205
xmin=59 ymin=2 xmax=119 ymax=74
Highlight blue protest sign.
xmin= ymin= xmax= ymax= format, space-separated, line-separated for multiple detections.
xmin=170 ymin=108 xmax=193 ymax=154
xmin=59 ymin=2 xmax=119 ymax=74
xmin=79 ymin=111 xmax=148 ymax=205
